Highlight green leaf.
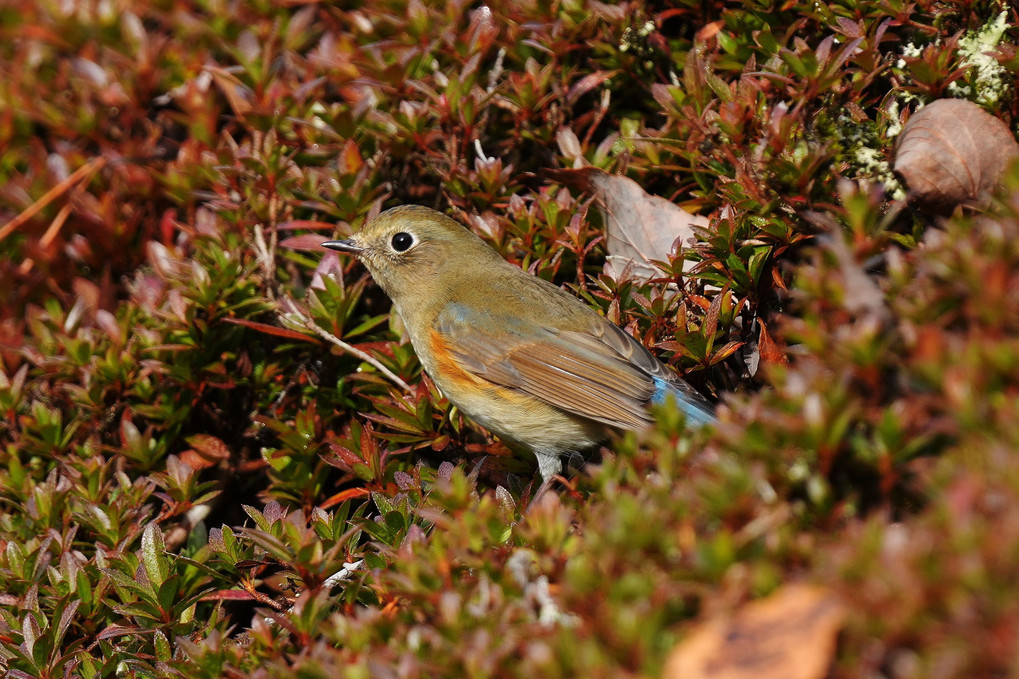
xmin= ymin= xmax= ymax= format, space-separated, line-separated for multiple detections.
xmin=141 ymin=523 xmax=168 ymax=588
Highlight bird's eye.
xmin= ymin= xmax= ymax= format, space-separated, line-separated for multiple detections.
xmin=391 ymin=232 xmax=414 ymax=252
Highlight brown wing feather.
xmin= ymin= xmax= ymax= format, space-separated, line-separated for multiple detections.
xmin=579 ymin=322 xmax=716 ymax=411
xmin=436 ymin=304 xmax=658 ymax=429
xmin=508 ymin=348 xmax=653 ymax=428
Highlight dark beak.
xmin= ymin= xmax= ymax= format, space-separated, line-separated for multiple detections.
xmin=321 ymin=239 xmax=363 ymax=254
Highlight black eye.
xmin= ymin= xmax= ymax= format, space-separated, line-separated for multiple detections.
xmin=391 ymin=232 xmax=414 ymax=252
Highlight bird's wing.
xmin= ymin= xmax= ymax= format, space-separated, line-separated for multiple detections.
xmin=435 ymin=302 xmax=709 ymax=430
xmin=585 ymin=319 xmax=718 ymax=425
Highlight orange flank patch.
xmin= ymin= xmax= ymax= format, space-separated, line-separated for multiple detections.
xmin=428 ymin=329 xmax=495 ymax=392
xmin=427 ymin=329 xmax=527 ymax=406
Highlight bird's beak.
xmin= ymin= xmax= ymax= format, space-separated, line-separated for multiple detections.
xmin=321 ymin=239 xmax=363 ymax=254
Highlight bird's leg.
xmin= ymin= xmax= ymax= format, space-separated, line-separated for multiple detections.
xmin=525 ymin=451 xmax=563 ymax=509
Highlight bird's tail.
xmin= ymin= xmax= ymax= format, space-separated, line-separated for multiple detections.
xmin=653 ymin=378 xmax=718 ymax=427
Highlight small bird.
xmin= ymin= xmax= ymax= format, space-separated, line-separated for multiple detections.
xmin=322 ymin=205 xmax=715 ymax=489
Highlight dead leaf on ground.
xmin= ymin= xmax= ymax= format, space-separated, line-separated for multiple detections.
xmin=546 ymin=167 xmax=709 ymax=281
xmin=894 ymin=98 xmax=1019 ymax=215
xmin=662 ymin=584 xmax=845 ymax=679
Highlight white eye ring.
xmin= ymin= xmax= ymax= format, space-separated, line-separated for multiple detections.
xmin=391 ymin=232 xmax=415 ymax=252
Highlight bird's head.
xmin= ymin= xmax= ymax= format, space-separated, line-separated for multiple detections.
xmin=322 ymin=205 xmax=501 ymax=304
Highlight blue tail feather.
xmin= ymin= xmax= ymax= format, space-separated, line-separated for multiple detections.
xmin=651 ymin=377 xmax=717 ymax=427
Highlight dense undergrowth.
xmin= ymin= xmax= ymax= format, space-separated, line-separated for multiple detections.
xmin=1 ymin=0 xmax=1018 ymax=676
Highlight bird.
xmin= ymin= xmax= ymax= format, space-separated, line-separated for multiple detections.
xmin=322 ymin=205 xmax=716 ymax=490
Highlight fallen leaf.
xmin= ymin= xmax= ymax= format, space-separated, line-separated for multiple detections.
xmin=662 ymin=584 xmax=845 ymax=679
xmin=894 ymin=98 xmax=1019 ymax=215
xmin=546 ymin=167 xmax=709 ymax=280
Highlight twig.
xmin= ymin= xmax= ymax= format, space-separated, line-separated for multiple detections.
xmin=0 ymin=156 xmax=107 ymax=243
xmin=487 ymin=47 xmax=505 ymax=92
xmin=252 ymin=223 xmax=275 ymax=300
xmin=19 ymin=203 xmax=73 ymax=274
xmin=252 ymin=192 xmax=282 ymax=301
xmin=291 ymin=304 xmax=413 ymax=393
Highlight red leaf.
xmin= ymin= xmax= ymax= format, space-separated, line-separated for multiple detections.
xmin=179 ymin=449 xmax=216 ymax=470
xmin=185 ymin=434 xmax=231 ymax=461
xmin=567 ymin=70 xmax=616 ymax=105
xmin=756 ymin=319 xmax=786 ymax=365
xmin=221 ymin=317 xmax=320 ymax=343
xmin=201 ymin=589 xmax=258 ymax=601
xmin=709 ymin=340 xmax=744 ymax=365
xmin=277 ymin=220 xmax=337 ymax=232
xmin=279 ymin=234 xmax=338 ymax=250
xmin=339 ymin=138 xmax=364 ymax=175
xmin=97 ymin=624 xmax=143 ymax=641
xmin=320 ymin=487 xmax=371 ymax=509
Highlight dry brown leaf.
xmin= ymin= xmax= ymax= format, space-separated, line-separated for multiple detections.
xmin=894 ymin=98 xmax=1019 ymax=215
xmin=743 ymin=317 xmax=786 ymax=377
xmin=662 ymin=584 xmax=845 ymax=679
xmin=546 ymin=167 xmax=709 ymax=280
xmin=756 ymin=320 xmax=786 ymax=365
